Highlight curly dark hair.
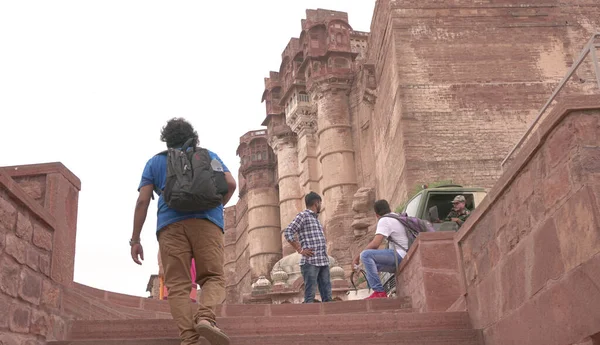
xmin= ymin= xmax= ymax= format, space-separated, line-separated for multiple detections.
xmin=160 ymin=118 xmax=199 ymax=148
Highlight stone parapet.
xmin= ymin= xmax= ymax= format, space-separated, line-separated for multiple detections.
xmin=395 ymin=232 xmax=461 ymax=313
xmin=455 ymin=96 xmax=600 ymax=345
xmin=0 ymin=163 xmax=81 ymax=343
xmin=0 ymin=162 xmax=185 ymax=343
xmin=1 ymin=163 xmax=81 ymax=287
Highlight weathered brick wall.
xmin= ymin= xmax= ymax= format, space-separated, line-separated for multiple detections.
xmin=354 ymin=0 xmax=600 ymax=209
xmin=456 ymin=97 xmax=600 ymax=345
xmin=0 ymin=164 xmax=80 ymax=344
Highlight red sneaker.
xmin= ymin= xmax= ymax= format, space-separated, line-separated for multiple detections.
xmin=365 ymin=291 xmax=387 ymax=299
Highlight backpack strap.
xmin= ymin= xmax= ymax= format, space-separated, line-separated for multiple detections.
xmin=381 ymin=214 xmax=410 ymax=252
xmin=151 ymin=140 xmax=196 ymax=198
xmin=378 ymin=214 xmax=408 ymax=272
xmin=181 ymin=138 xmax=195 ymax=152
xmin=151 ymin=150 xmax=170 ymax=198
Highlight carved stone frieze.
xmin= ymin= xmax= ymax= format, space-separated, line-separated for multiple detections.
xmin=268 ymin=135 xmax=297 ymax=153
xmin=309 ymin=76 xmax=354 ymax=100
xmin=286 ymin=100 xmax=318 ymax=137
xmin=288 ymin=114 xmax=318 ymax=137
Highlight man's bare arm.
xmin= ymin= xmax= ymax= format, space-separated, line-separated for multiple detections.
xmin=222 ymin=172 xmax=237 ymax=205
xmin=352 ymin=234 xmax=386 ymax=266
xmin=132 ymin=185 xmax=153 ymax=242
xmin=130 ymin=184 xmax=153 ymax=265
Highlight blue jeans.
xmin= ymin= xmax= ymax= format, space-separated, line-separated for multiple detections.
xmin=360 ymin=249 xmax=402 ymax=292
xmin=300 ymin=264 xmax=332 ymax=303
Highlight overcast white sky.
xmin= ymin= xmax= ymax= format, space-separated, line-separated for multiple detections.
xmin=0 ymin=1 xmax=375 ymax=297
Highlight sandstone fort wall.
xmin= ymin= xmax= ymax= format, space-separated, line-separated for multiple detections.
xmin=0 ymin=164 xmax=178 ymax=344
xmin=356 ymin=0 xmax=600 ymax=208
xmin=454 ymin=96 xmax=600 ymax=344
xmin=224 ymin=1 xmax=599 ymax=303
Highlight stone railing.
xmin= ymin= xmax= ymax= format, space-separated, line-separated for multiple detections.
xmin=455 ymin=96 xmax=600 ymax=345
xmin=0 ymin=163 xmax=173 ymax=344
xmin=0 ymin=163 xmax=81 ymax=343
xmin=395 ymin=232 xmax=461 ymax=312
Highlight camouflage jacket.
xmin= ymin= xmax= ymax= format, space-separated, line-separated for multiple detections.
xmin=444 ymin=209 xmax=471 ymax=225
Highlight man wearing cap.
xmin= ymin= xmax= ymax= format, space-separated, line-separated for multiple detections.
xmin=445 ymin=195 xmax=471 ymax=228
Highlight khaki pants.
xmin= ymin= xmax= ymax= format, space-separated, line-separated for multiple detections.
xmin=158 ymin=218 xmax=225 ymax=345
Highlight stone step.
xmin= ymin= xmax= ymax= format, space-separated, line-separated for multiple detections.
xmin=220 ymin=297 xmax=412 ymax=317
xmin=68 ymin=311 xmax=471 ymax=339
xmin=66 ymin=284 xmax=412 ymax=319
xmin=63 ymin=287 xmax=172 ymax=320
xmin=52 ymin=329 xmax=483 ymax=345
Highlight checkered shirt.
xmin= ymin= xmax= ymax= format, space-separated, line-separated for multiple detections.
xmin=283 ymin=209 xmax=329 ymax=266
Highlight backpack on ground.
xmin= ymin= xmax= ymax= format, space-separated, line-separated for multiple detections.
xmin=381 ymin=213 xmax=435 ymax=253
xmin=154 ymin=138 xmax=229 ymax=212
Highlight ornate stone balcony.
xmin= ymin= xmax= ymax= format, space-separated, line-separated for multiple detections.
xmin=285 ymin=94 xmax=316 ymax=136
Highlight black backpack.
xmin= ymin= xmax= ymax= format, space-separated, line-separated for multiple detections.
xmin=154 ymin=138 xmax=229 ymax=212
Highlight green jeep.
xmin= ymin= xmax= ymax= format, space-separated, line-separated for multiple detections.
xmin=400 ymin=184 xmax=487 ymax=231
xmin=380 ymin=184 xmax=488 ymax=296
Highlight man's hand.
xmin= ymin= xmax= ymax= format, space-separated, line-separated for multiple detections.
xmin=131 ymin=185 xmax=152 ymax=266
xmin=451 ymin=218 xmax=460 ymax=223
xmin=352 ymin=255 xmax=360 ymax=267
xmin=131 ymin=243 xmax=144 ymax=265
xmin=298 ymin=248 xmax=314 ymax=257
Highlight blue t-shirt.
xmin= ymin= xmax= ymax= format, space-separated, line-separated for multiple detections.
xmin=138 ymin=149 xmax=230 ymax=236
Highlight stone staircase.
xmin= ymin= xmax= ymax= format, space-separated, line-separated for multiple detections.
xmin=49 ymin=298 xmax=484 ymax=345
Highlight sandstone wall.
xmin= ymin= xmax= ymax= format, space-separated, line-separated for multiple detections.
xmin=0 ymin=164 xmax=80 ymax=344
xmin=396 ymin=232 xmax=461 ymax=313
xmin=353 ymin=0 xmax=600 ymax=209
xmin=0 ymin=164 xmax=181 ymax=344
xmin=456 ymin=96 xmax=600 ymax=345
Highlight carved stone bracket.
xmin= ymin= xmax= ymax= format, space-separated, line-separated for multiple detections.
xmin=268 ymin=135 xmax=297 ymax=153
xmin=351 ymin=187 xmax=376 ymax=238
xmin=287 ymin=110 xmax=318 ymax=137
xmin=309 ymin=76 xmax=354 ymax=100
xmin=292 ymin=117 xmax=318 ymax=137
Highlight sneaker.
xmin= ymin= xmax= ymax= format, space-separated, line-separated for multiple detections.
xmin=194 ymin=319 xmax=230 ymax=345
xmin=365 ymin=291 xmax=387 ymax=299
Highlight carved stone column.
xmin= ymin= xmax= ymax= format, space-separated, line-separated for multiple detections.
xmin=237 ymin=131 xmax=281 ymax=282
xmin=312 ymin=80 xmax=359 ymax=269
xmin=270 ymin=134 xmax=303 ymax=256
xmin=288 ymin=112 xmax=321 ymax=196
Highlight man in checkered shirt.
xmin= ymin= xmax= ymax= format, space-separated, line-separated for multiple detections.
xmin=284 ymin=192 xmax=332 ymax=303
